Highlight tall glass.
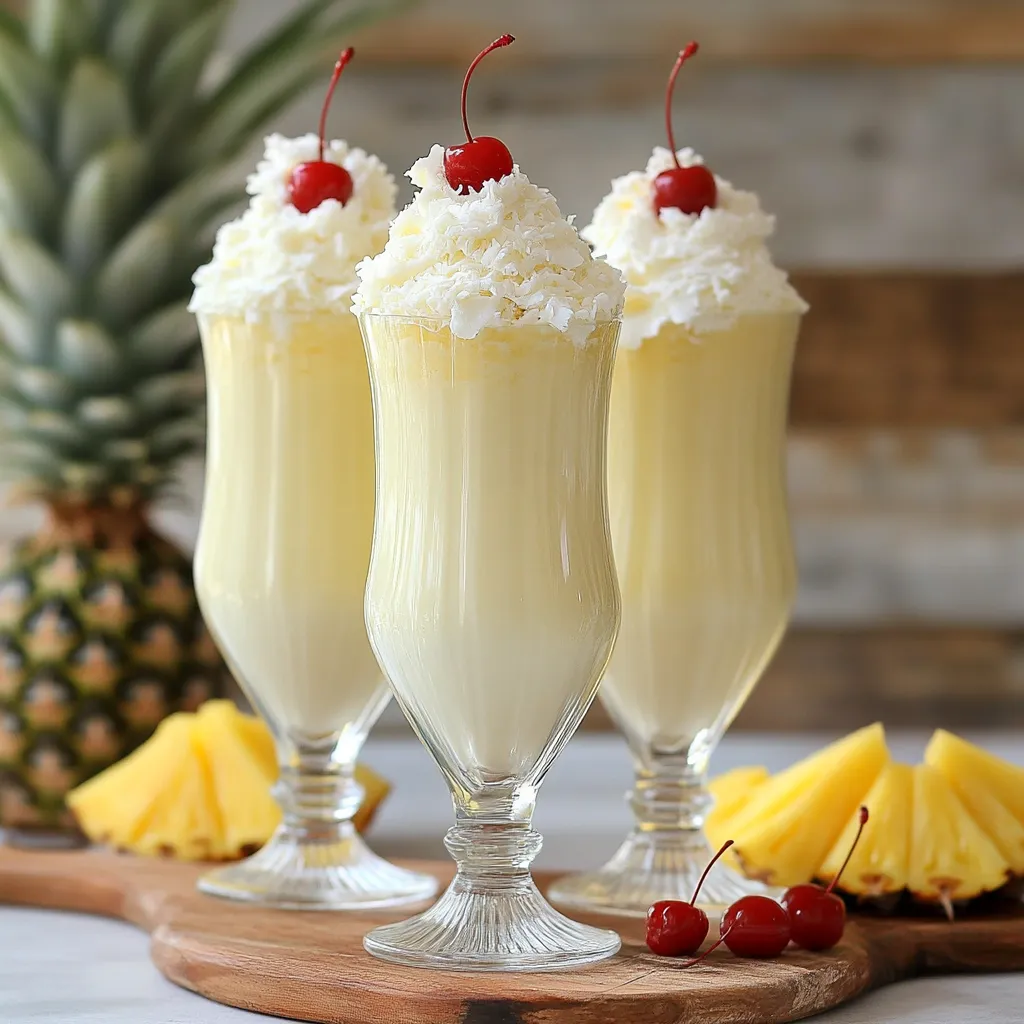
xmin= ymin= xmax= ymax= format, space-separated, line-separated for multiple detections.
xmin=549 ymin=310 xmax=802 ymax=915
xmin=193 ymin=311 xmax=437 ymax=909
xmin=359 ymin=314 xmax=622 ymax=971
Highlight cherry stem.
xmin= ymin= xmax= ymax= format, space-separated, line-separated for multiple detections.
xmin=679 ymin=928 xmax=731 ymax=969
xmin=317 ymin=47 xmax=354 ymax=162
xmin=665 ymin=41 xmax=699 ymax=169
xmin=690 ymin=839 xmax=734 ymax=905
xmin=826 ymin=806 xmax=870 ymax=895
xmin=460 ymin=34 xmax=515 ymax=143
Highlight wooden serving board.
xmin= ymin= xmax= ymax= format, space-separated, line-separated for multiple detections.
xmin=1 ymin=848 xmax=1022 ymax=1024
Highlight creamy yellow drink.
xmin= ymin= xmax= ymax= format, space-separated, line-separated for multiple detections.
xmin=549 ymin=146 xmax=807 ymax=915
xmin=362 ymin=318 xmax=619 ymax=781
xmin=187 ymin=132 xmax=435 ymax=909
xmin=197 ymin=311 xmax=381 ymax=739
xmin=604 ymin=313 xmax=799 ymax=753
xmin=354 ymin=143 xmax=626 ymax=969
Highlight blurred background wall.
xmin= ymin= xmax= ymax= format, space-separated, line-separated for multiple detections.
xmin=2 ymin=0 xmax=1022 ymax=729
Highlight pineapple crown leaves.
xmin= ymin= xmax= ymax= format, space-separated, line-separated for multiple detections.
xmin=0 ymin=0 xmax=412 ymax=503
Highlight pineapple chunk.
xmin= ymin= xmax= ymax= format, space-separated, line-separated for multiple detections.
xmin=726 ymin=723 xmax=888 ymax=886
xmin=208 ymin=701 xmax=278 ymax=780
xmin=909 ymin=764 xmax=1009 ymax=915
xmin=925 ymin=733 xmax=1024 ymax=875
xmin=821 ymin=762 xmax=913 ymax=897
xmin=67 ymin=714 xmax=195 ymax=848
xmin=195 ymin=704 xmax=282 ymax=855
xmin=67 ymin=701 xmax=391 ymax=861
xmin=706 ymin=766 xmax=769 ymax=850
xmin=131 ymin=728 xmax=225 ymax=861
xmin=925 ymin=730 xmax=1024 ymax=824
xmin=197 ymin=699 xmax=389 ymax=833
xmin=353 ymin=763 xmax=391 ymax=834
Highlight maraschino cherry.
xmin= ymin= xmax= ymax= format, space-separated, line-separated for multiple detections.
xmin=782 ymin=806 xmax=870 ymax=952
xmin=646 ymin=840 xmax=735 ymax=956
xmin=443 ymin=34 xmax=516 ymax=193
xmin=288 ymin=48 xmax=356 ymax=213
xmin=653 ymin=42 xmax=717 ymax=217
xmin=719 ymin=894 xmax=791 ymax=958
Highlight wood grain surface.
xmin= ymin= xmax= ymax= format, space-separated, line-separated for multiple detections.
xmin=343 ymin=0 xmax=1024 ymax=63
xmin=790 ymin=275 xmax=1024 ymax=428
xmin=1 ymin=848 xmax=1022 ymax=1024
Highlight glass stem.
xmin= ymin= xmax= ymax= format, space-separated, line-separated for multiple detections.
xmin=274 ymin=749 xmax=363 ymax=844
xmin=444 ymin=818 xmax=543 ymax=896
xmin=630 ymin=757 xmax=712 ymax=838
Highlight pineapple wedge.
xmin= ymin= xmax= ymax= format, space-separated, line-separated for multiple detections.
xmin=909 ymin=764 xmax=1010 ymax=916
xmin=67 ymin=713 xmax=196 ymax=849
xmin=200 ymin=699 xmax=389 ymax=831
xmin=130 ymin=728 xmax=225 ymax=861
xmin=706 ymin=766 xmax=769 ymax=850
xmin=820 ymin=762 xmax=913 ymax=897
xmin=925 ymin=730 xmax=1024 ymax=824
xmin=725 ymin=724 xmax=888 ymax=886
xmin=924 ymin=732 xmax=1024 ymax=875
xmin=194 ymin=703 xmax=281 ymax=855
xmin=67 ymin=702 xmax=391 ymax=860
xmin=225 ymin=702 xmax=278 ymax=779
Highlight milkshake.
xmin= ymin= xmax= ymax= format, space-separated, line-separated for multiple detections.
xmin=549 ymin=46 xmax=807 ymax=917
xmin=188 ymin=61 xmax=435 ymax=908
xmin=354 ymin=35 xmax=627 ymax=971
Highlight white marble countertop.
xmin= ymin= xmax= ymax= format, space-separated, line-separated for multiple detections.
xmin=2 ymin=729 xmax=1023 ymax=1023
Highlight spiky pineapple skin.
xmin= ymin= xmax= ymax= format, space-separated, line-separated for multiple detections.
xmin=0 ymin=506 xmax=228 ymax=831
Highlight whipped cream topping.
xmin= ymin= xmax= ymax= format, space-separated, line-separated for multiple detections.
xmin=190 ymin=133 xmax=397 ymax=321
xmin=584 ymin=147 xmax=807 ymax=346
xmin=353 ymin=146 xmax=625 ymax=344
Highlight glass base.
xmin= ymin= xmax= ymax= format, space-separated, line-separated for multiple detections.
xmin=198 ymin=825 xmax=438 ymax=911
xmin=364 ymin=874 xmax=621 ymax=972
xmin=548 ymin=830 xmax=783 ymax=917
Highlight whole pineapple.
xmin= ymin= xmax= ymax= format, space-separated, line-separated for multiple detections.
xmin=0 ymin=0 xmax=403 ymax=836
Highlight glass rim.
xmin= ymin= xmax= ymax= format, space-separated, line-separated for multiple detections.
xmin=355 ymin=311 xmax=623 ymax=329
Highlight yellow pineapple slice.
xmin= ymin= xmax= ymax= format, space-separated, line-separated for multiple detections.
xmin=67 ymin=714 xmax=195 ymax=848
xmin=726 ymin=723 xmax=888 ymax=886
xmin=706 ymin=766 xmax=769 ymax=850
xmin=909 ymin=764 xmax=1009 ymax=917
xmin=924 ymin=733 xmax=1024 ymax=875
xmin=820 ymin=762 xmax=912 ymax=897
xmin=195 ymin=704 xmax=282 ymax=856
xmin=196 ymin=699 xmax=389 ymax=833
xmin=925 ymin=730 xmax=1024 ymax=824
xmin=202 ymin=700 xmax=278 ymax=779
xmin=70 ymin=700 xmax=391 ymax=861
xmin=131 ymin=727 xmax=225 ymax=861
xmin=353 ymin=763 xmax=391 ymax=833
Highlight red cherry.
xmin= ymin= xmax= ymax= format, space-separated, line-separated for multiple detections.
xmin=720 ymin=895 xmax=791 ymax=958
xmin=443 ymin=35 xmax=515 ymax=193
xmin=646 ymin=900 xmax=709 ymax=957
xmin=653 ymin=166 xmax=717 ymax=217
xmin=653 ymin=42 xmax=717 ymax=217
xmin=288 ymin=48 xmax=355 ymax=213
xmin=645 ymin=840 xmax=734 ymax=956
xmin=782 ymin=806 xmax=869 ymax=952
xmin=289 ymin=162 xmax=353 ymax=214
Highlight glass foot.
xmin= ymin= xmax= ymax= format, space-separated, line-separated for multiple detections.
xmin=548 ymin=830 xmax=782 ymax=917
xmin=198 ymin=825 xmax=438 ymax=910
xmin=364 ymin=874 xmax=621 ymax=972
